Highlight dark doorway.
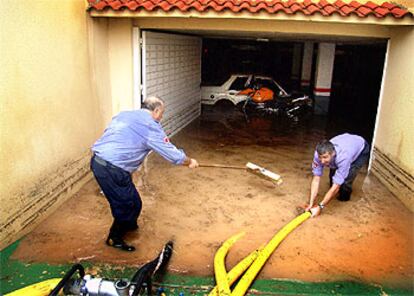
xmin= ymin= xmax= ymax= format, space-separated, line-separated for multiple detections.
xmin=329 ymin=43 xmax=387 ymax=142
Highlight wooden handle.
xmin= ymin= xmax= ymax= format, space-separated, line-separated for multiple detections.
xmin=199 ymin=163 xmax=246 ymax=170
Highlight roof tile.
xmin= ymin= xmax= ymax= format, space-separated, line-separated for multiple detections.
xmin=391 ymin=6 xmax=410 ymax=17
xmin=349 ymin=1 xmax=362 ymax=8
xmin=87 ymin=0 xmax=413 ymax=19
xmin=339 ymin=5 xmax=354 ymax=15
xmin=382 ymin=2 xmax=397 ymax=10
xmin=356 ymin=5 xmax=373 ymax=16
xmin=323 ymin=4 xmax=336 ymax=15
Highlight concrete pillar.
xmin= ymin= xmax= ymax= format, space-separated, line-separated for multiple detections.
xmin=313 ymin=43 xmax=336 ymax=115
xmin=300 ymin=42 xmax=314 ymax=89
xmin=291 ymin=43 xmax=302 ymax=83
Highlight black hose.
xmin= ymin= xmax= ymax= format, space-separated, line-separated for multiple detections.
xmin=130 ymin=242 xmax=173 ymax=296
xmin=48 ymin=264 xmax=85 ymax=296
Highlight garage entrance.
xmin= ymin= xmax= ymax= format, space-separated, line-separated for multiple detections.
xmin=201 ymin=37 xmax=387 ymax=144
xmin=137 ymin=29 xmax=387 ymax=150
xmin=10 ymin=29 xmax=413 ymax=292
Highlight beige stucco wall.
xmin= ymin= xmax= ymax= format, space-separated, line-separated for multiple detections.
xmin=0 ymin=0 xmax=104 ymax=249
xmin=376 ymin=27 xmax=414 ymax=168
xmin=108 ymin=18 xmax=135 ymax=115
xmin=87 ymin=17 xmax=113 ymax=125
xmin=371 ymin=26 xmax=414 ymax=211
xmin=87 ymin=17 xmax=135 ymax=124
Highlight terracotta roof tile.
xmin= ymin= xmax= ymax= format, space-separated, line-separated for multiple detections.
xmin=290 ymin=3 xmax=303 ymax=13
xmin=391 ymin=6 xmax=409 ymax=17
xmin=323 ymin=4 xmax=337 ymax=15
xmin=87 ymin=0 xmax=413 ymax=19
xmin=305 ymin=3 xmax=321 ymax=14
xmin=382 ymin=2 xmax=396 ymax=10
xmin=356 ymin=5 xmax=373 ymax=16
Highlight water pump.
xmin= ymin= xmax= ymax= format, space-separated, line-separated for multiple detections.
xmin=49 ymin=241 xmax=173 ymax=296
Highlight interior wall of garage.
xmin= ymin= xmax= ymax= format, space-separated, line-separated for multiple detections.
xmin=142 ymin=31 xmax=202 ymax=136
xmin=0 ymin=0 xmax=102 ymax=249
xmin=371 ymin=26 xmax=414 ymax=211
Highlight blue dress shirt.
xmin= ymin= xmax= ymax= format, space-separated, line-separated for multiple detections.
xmin=312 ymin=133 xmax=365 ymax=185
xmin=92 ymin=110 xmax=186 ymax=173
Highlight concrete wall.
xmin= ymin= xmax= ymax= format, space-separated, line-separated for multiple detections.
xmin=371 ymin=27 xmax=414 ymax=211
xmin=0 ymin=0 xmax=103 ymax=249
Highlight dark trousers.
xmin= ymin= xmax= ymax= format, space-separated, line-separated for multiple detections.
xmin=330 ymin=141 xmax=370 ymax=201
xmin=91 ymin=155 xmax=142 ymax=239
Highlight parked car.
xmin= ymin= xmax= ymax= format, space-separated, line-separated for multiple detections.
xmin=201 ymin=74 xmax=309 ymax=108
xmin=201 ymin=74 xmax=251 ymax=106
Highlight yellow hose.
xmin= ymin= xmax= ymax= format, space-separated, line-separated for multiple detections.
xmin=5 ymin=278 xmax=62 ymax=296
xmin=213 ymin=232 xmax=245 ymax=296
xmin=231 ymin=212 xmax=311 ymax=296
xmin=209 ymin=248 xmax=261 ymax=296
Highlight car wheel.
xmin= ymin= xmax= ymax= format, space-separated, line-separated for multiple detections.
xmin=214 ymin=100 xmax=235 ymax=110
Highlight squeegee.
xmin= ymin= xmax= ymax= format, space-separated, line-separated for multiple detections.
xmin=199 ymin=162 xmax=282 ymax=185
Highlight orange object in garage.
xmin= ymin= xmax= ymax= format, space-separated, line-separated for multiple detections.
xmin=251 ymin=87 xmax=274 ymax=103
xmin=238 ymin=88 xmax=254 ymax=96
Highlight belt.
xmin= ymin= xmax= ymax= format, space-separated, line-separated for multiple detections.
xmin=93 ymin=154 xmax=109 ymax=167
xmin=93 ymin=154 xmax=129 ymax=173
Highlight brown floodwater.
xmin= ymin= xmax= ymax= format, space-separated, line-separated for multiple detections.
xmin=13 ymin=107 xmax=413 ymax=289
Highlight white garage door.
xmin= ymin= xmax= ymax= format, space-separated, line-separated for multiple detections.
xmin=142 ymin=31 xmax=202 ymax=136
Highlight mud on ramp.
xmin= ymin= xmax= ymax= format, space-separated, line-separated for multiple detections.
xmin=13 ymin=109 xmax=414 ymax=289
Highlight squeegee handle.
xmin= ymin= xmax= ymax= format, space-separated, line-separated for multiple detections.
xmin=199 ymin=164 xmax=246 ymax=170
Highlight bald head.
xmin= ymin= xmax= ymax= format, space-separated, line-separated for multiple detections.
xmin=143 ymin=96 xmax=165 ymax=121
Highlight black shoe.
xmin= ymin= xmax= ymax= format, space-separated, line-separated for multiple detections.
xmin=106 ymin=237 xmax=136 ymax=252
xmin=337 ymin=187 xmax=352 ymax=202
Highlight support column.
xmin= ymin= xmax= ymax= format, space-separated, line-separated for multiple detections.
xmin=291 ymin=43 xmax=302 ymax=85
xmin=313 ymin=43 xmax=336 ymax=115
xmin=300 ymin=42 xmax=314 ymax=89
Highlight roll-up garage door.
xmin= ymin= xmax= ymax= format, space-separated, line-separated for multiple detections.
xmin=142 ymin=31 xmax=202 ymax=136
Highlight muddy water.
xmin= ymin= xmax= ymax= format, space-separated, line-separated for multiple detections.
xmin=13 ymin=108 xmax=413 ymax=289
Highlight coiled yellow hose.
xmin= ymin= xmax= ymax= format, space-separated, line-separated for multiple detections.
xmin=213 ymin=232 xmax=245 ymax=296
xmin=209 ymin=247 xmax=262 ymax=296
xmin=231 ymin=212 xmax=311 ymax=296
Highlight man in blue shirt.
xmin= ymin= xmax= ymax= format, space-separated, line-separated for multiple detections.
xmin=91 ymin=96 xmax=198 ymax=251
xmin=305 ymin=133 xmax=370 ymax=217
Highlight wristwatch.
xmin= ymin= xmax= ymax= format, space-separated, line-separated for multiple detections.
xmin=318 ymin=203 xmax=325 ymax=210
